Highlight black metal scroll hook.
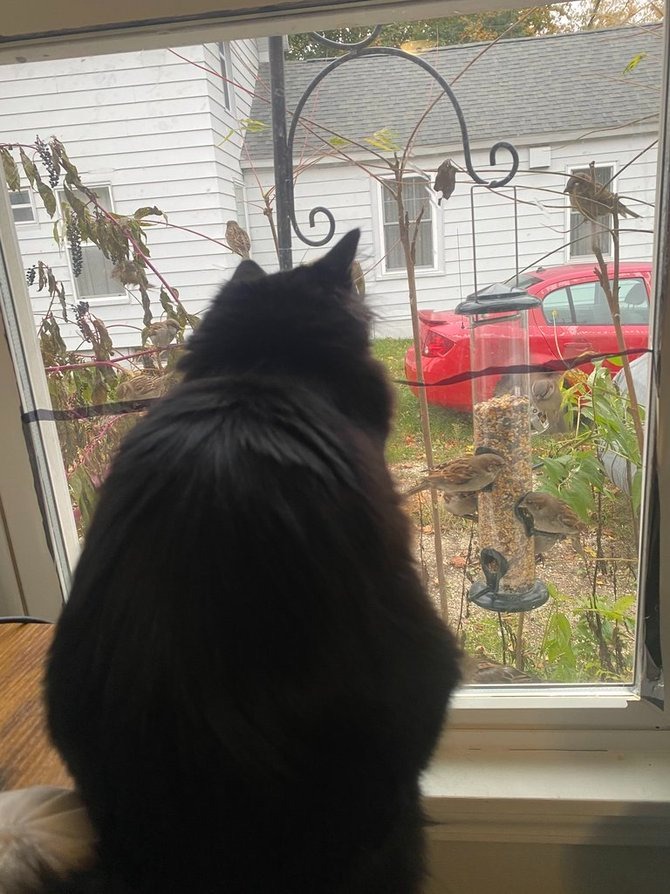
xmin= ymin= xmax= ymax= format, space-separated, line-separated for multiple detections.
xmin=280 ymin=28 xmax=520 ymax=249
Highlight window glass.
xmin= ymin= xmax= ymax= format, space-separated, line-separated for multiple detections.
xmin=569 ymin=165 xmax=614 ymax=258
xmin=542 ymin=287 xmax=573 ymax=324
xmin=9 ymin=189 xmax=35 ymax=223
xmin=383 ymin=177 xmax=433 ymax=271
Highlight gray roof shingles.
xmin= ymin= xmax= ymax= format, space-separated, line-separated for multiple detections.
xmin=244 ymin=25 xmax=662 ymax=160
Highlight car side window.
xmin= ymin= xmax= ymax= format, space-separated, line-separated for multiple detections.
xmin=542 ymin=287 xmax=574 ymax=325
xmin=569 ymin=283 xmax=611 ymax=325
xmin=618 ymin=279 xmax=649 ymax=325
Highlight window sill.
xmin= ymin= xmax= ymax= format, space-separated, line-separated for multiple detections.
xmin=422 ymin=733 xmax=670 ymax=846
xmin=377 ymin=267 xmax=440 ymax=281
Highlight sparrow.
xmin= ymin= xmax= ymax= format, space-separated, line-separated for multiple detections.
xmin=143 ymin=319 xmax=181 ymax=349
xmin=463 ymin=648 xmax=539 ymax=684
xmin=116 ymin=373 xmax=167 ymax=402
xmin=564 ymin=173 xmax=640 ymax=221
xmin=405 ymin=453 xmax=505 ymax=497
xmin=351 ymin=259 xmax=366 ymax=297
xmin=516 ymin=492 xmax=586 ymax=555
xmin=225 ymin=219 xmax=251 ymax=259
xmin=530 ymin=373 xmax=568 ymax=433
xmin=533 ymin=531 xmax=564 ymax=557
xmin=442 ymin=491 xmax=478 ymax=520
xmin=433 ymin=159 xmax=456 ymax=205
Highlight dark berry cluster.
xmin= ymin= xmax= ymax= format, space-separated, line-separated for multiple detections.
xmin=67 ymin=217 xmax=83 ymax=277
xmin=35 ymin=136 xmax=59 ymax=188
xmin=26 ymin=265 xmax=36 ymax=286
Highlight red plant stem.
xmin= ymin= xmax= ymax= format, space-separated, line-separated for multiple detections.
xmin=45 ymin=346 xmax=166 ymax=373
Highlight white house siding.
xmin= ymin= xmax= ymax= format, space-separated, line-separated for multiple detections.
xmin=243 ymin=127 xmax=657 ymax=338
xmin=0 ymin=41 xmax=258 ymax=349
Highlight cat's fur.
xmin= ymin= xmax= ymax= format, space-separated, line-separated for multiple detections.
xmin=43 ymin=230 xmax=461 ymax=894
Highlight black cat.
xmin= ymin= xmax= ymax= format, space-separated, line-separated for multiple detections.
xmin=44 ymin=229 xmax=461 ymax=893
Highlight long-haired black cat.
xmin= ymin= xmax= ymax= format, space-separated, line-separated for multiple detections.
xmin=43 ymin=229 xmax=461 ymax=894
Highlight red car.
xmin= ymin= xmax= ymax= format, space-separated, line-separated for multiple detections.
xmin=404 ymin=262 xmax=652 ymax=411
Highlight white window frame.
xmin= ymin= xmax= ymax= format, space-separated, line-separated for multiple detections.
xmin=216 ymin=41 xmax=235 ymax=114
xmin=376 ymin=174 xmax=440 ymax=278
xmin=0 ymin=2 xmax=669 ymax=847
xmin=57 ymin=184 xmax=129 ymax=307
xmin=9 ymin=188 xmax=36 ymax=225
xmin=566 ymin=162 xmax=615 ymax=261
xmin=233 ymin=178 xmax=249 ymax=233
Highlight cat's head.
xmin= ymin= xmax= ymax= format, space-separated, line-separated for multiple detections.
xmin=179 ymin=229 xmax=393 ymax=439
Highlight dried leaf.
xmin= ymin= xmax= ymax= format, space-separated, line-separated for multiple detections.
xmin=133 ymin=206 xmax=163 ymax=219
xmin=36 ymin=180 xmax=56 ymax=217
xmin=0 ymin=148 xmax=21 ymax=190
xmin=19 ymin=147 xmax=39 ymax=188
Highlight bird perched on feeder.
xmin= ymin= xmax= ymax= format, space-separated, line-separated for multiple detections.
xmin=351 ymin=259 xmax=366 ymax=297
xmin=516 ymin=491 xmax=586 ymax=555
xmin=564 ymin=172 xmax=640 ymax=221
xmin=225 ymin=219 xmax=251 ymax=259
xmin=443 ymin=491 xmax=478 ymax=520
xmin=530 ymin=373 xmax=568 ymax=433
xmin=405 ymin=452 xmax=505 ymax=497
xmin=433 ymin=159 xmax=457 ymax=205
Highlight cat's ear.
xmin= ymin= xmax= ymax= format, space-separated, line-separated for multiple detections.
xmin=316 ymin=229 xmax=360 ymax=283
xmin=230 ymin=259 xmax=266 ymax=285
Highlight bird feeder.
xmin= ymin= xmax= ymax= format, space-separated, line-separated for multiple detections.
xmin=455 ymin=284 xmax=548 ymax=613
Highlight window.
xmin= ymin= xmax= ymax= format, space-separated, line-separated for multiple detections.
xmin=60 ymin=186 xmax=124 ymax=301
xmin=9 ymin=189 xmax=35 ymax=223
xmin=382 ymin=177 xmax=434 ymax=271
xmin=542 ymin=278 xmax=648 ymax=326
xmin=217 ymin=42 xmax=234 ymax=112
xmin=569 ymin=164 xmax=614 ymax=258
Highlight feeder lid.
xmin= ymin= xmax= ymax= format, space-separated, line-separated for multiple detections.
xmin=456 ymin=283 xmax=541 ymax=315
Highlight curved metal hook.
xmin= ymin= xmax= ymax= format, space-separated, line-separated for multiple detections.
xmin=285 ymin=44 xmax=520 ymax=247
xmin=308 ymin=25 xmax=383 ymax=52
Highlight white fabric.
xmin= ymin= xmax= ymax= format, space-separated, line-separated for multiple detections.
xmin=0 ymin=786 xmax=96 ymax=892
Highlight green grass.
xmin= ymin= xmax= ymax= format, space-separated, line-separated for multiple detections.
xmin=372 ymin=338 xmax=473 ymax=464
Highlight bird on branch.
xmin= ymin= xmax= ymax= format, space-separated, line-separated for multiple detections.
xmin=564 ymin=173 xmax=640 ymax=221
xmin=225 ymin=220 xmax=251 ymax=259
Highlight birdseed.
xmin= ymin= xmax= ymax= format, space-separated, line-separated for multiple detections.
xmin=473 ymin=393 xmax=535 ymax=593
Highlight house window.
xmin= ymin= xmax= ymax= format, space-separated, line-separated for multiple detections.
xmin=9 ymin=189 xmax=35 ymax=223
xmin=569 ymin=165 xmax=614 ymax=259
xmin=382 ymin=177 xmax=434 ymax=271
xmin=217 ymin=42 xmax=234 ymax=112
xmin=60 ymin=186 xmax=123 ymax=301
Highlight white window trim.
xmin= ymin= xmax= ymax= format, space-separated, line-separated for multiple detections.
xmin=375 ymin=174 xmax=441 ymax=278
xmin=216 ymin=40 xmax=236 ymax=115
xmin=566 ymin=161 xmax=616 ymax=262
xmin=57 ymin=184 xmax=129 ymax=307
xmin=0 ymin=4 xmax=668 ymax=847
xmin=9 ymin=188 xmax=37 ymax=226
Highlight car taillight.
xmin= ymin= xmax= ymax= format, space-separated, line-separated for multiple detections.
xmin=422 ymin=331 xmax=454 ymax=357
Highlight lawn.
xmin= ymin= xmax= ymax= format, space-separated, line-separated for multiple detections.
xmin=371 ymin=338 xmax=473 ymax=464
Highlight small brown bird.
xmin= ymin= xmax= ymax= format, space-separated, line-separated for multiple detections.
xmin=442 ymin=491 xmax=478 ymax=520
xmin=116 ymin=373 xmax=175 ymax=402
xmin=564 ymin=173 xmax=640 ymax=221
xmin=530 ymin=373 xmax=568 ymax=434
xmin=406 ymin=453 xmax=505 ymax=497
xmin=351 ymin=259 xmax=366 ymax=297
xmin=517 ymin=492 xmax=587 ymax=556
xmin=143 ymin=319 xmax=181 ymax=350
xmin=533 ymin=531 xmax=564 ymax=557
xmin=433 ymin=159 xmax=456 ymax=205
xmin=471 ymin=661 xmax=538 ymax=684
xmin=225 ymin=219 xmax=251 ymax=259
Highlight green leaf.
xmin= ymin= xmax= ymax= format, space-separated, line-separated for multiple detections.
xmin=364 ymin=128 xmax=401 ymax=152
xmin=0 ymin=148 xmax=21 ymax=190
xmin=328 ymin=135 xmax=351 ymax=148
xmin=608 ymin=354 xmax=624 ymax=368
xmin=240 ymin=118 xmax=268 ymax=134
xmin=623 ymin=52 xmax=647 ymax=75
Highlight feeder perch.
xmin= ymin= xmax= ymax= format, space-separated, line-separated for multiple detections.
xmin=456 ymin=284 xmax=549 ymax=613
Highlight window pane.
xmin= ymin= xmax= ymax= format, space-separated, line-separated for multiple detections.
xmin=77 ymin=245 xmax=122 ymax=299
xmin=11 ymin=205 xmax=35 ymax=222
xmin=618 ymin=279 xmax=649 ymax=325
xmin=569 ymin=166 xmax=614 ymax=258
xmin=217 ymin=42 xmax=232 ymax=110
xmin=542 ymin=287 xmax=573 ymax=324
